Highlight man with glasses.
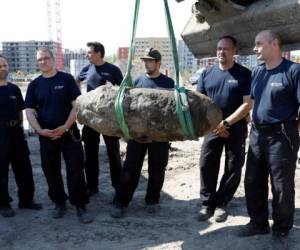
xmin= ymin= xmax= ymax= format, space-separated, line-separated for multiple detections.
xmin=25 ymin=48 xmax=92 ymax=224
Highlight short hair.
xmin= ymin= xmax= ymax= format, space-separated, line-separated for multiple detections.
xmin=219 ymin=35 xmax=238 ymax=48
xmin=37 ymin=47 xmax=55 ymax=59
xmin=87 ymin=42 xmax=105 ymax=58
xmin=261 ymin=30 xmax=282 ymax=47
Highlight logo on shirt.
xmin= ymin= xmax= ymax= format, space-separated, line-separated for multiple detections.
xmin=102 ymin=72 xmax=110 ymax=76
xmin=9 ymin=95 xmax=17 ymax=99
xmin=228 ymin=79 xmax=238 ymax=84
xmin=54 ymin=85 xmax=64 ymax=90
xmin=270 ymin=82 xmax=283 ymax=87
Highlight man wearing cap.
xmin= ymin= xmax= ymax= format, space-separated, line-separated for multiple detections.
xmin=0 ymin=55 xmax=42 ymax=218
xmin=196 ymin=36 xmax=252 ymax=223
xmin=77 ymin=42 xmax=123 ymax=197
xmin=110 ymin=48 xmax=174 ymax=218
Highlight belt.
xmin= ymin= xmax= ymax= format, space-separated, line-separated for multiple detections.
xmin=0 ymin=120 xmax=20 ymax=127
xmin=252 ymin=121 xmax=297 ymax=132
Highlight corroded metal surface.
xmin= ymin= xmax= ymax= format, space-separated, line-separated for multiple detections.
xmin=177 ymin=0 xmax=300 ymax=56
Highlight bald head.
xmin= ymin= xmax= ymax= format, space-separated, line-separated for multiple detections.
xmin=254 ymin=30 xmax=282 ymax=64
xmin=257 ymin=30 xmax=281 ymax=47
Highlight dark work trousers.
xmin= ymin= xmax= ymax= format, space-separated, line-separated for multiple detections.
xmin=39 ymin=127 xmax=89 ymax=207
xmin=82 ymin=125 xmax=122 ymax=190
xmin=199 ymin=122 xmax=247 ymax=208
xmin=114 ymin=140 xmax=170 ymax=207
xmin=0 ymin=124 xmax=35 ymax=206
xmin=245 ymin=122 xmax=299 ymax=233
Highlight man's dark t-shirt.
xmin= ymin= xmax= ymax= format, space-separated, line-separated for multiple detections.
xmin=25 ymin=71 xmax=80 ymax=129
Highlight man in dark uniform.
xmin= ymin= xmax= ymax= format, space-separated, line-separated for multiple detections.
xmin=110 ymin=48 xmax=174 ymax=218
xmin=25 ymin=48 xmax=92 ymax=224
xmin=196 ymin=36 xmax=252 ymax=222
xmin=77 ymin=42 xmax=123 ymax=196
xmin=0 ymin=56 xmax=42 ymax=218
xmin=238 ymin=30 xmax=300 ymax=248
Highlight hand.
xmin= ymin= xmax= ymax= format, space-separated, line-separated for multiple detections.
xmin=216 ymin=130 xmax=230 ymax=138
xmin=37 ymin=128 xmax=62 ymax=139
xmin=213 ymin=121 xmax=230 ymax=138
xmin=37 ymin=129 xmax=55 ymax=138
xmin=52 ymin=125 xmax=67 ymax=137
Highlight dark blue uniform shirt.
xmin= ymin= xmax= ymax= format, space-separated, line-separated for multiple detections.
xmin=134 ymin=74 xmax=174 ymax=89
xmin=251 ymin=58 xmax=300 ymax=124
xmin=0 ymin=82 xmax=24 ymax=121
xmin=77 ymin=62 xmax=123 ymax=92
xmin=25 ymin=71 xmax=81 ymax=129
xmin=196 ymin=63 xmax=251 ymax=119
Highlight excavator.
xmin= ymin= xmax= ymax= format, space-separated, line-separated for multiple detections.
xmin=175 ymin=0 xmax=300 ymax=57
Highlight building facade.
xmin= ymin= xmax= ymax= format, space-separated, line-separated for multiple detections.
xmin=63 ymin=49 xmax=87 ymax=73
xmin=134 ymin=37 xmax=174 ymax=77
xmin=70 ymin=59 xmax=89 ymax=78
xmin=117 ymin=47 xmax=129 ymax=61
xmin=2 ymin=41 xmax=58 ymax=73
xmin=178 ymin=40 xmax=199 ymax=73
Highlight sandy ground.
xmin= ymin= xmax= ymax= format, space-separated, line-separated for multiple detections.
xmin=1 ymin=131 xmax=300 ymax=250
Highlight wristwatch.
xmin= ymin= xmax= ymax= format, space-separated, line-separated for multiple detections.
xmin=223 ymin=120 xmax=231 ymax=129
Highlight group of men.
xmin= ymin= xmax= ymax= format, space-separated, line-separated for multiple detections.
xmin=196 ymin=30 xmax=300 ymax=249
xmin=0 ymin=41 xmax=173 ymax=225
xmin=0 ymin=29 xmax=299 ymax=247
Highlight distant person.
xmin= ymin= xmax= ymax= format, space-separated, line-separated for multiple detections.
xmin=77 ymin=42 xmax=123 ymax=197
xmin=0 ymin=56 xmax=42 ymax=218
xmin=25 ymin=48 xmax=92 ymax=224
xmin=238 ymin=30 xmax=300 ymax=248
xmin=196 ymin=36 xmax=252 ymax=222
xmin=110 ymin=48 xmax=174 ymax=218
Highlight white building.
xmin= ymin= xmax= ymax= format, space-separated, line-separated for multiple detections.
xmin=178 ymin=40 xmax=199 ymax=73
xmin=70 ymin=59 xmax=88 ymax=78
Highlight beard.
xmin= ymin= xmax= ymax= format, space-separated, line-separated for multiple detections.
xmin=146 ymin=68 xmax=156 ymax=76
xmin=218 ymin=56 xmax=227 ymax=65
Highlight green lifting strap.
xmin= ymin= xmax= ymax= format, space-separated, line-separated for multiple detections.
xmin=163 ymin=0 xmax=196 ymax=140
xmin=114 ymin=0 xmax=197 ymax=140
xmin=114 ymin=0 xmax=140 ymax=139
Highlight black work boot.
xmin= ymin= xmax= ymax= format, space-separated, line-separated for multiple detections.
xmin=0 ymin=205 xmax=16 ymax=218
xmin=214 ymin=206 xmax=228 ymax=223
xmin=52 ymin=203 xmax=66 ymax=219
xmin=19 ymin=200 xmax=43 ymax=210
xmin=272 ymin=231 xmax=290 ymax=250
xmin=237 ymin=222 xmax=270 ymax=237
xmin=197 ymin=206 xmax=215 ymax=221
xmin=110 ymin=204 xmax=126 ymax=218
xmin=76 ymin=206 xmax=93 ymax=224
